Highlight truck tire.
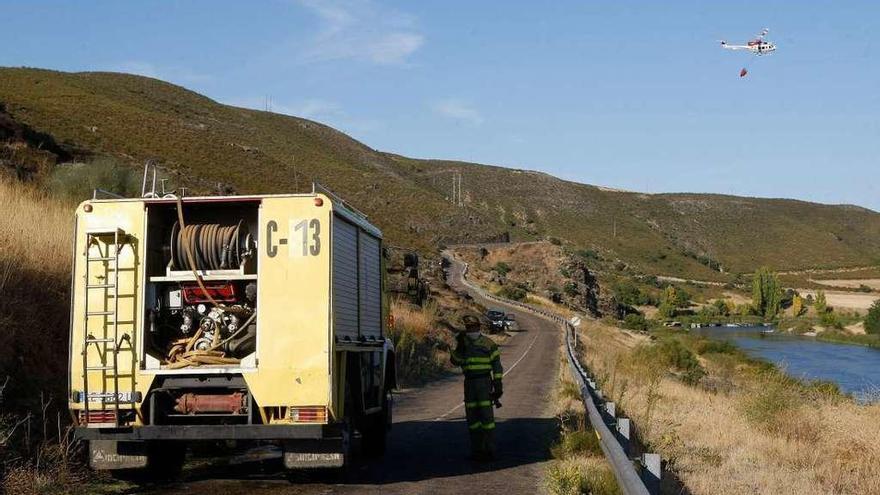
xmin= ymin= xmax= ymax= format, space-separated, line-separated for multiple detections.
xmin=109 ymin=441 xmax=185 ymax=482
xmin=146 ymin=441 xmax=186 ymax=480
xmin=360 ymin=391 xmax=390 ymax=457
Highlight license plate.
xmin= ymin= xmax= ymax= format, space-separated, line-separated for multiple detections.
xmin=80 ymin=391 xmax=137 ymax=403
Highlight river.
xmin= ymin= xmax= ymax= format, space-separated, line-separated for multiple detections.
xmin=692 ymin=326 xmax=880 ymax=401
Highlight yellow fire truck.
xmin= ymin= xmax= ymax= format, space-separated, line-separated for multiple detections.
xmin=68 ymin=186 xmax=395 ymax=474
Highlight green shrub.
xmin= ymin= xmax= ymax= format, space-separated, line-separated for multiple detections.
xmin=866 ymin=300 xmax=880 ymax=335
xmin=498 ymin=285 xmax=527 ymax=301
xmin=552 ymin=429 xmax=603 ymax=459
xmin=493 ymin=261 xmax=511 ymax=276
xmin=623 ymin=313 xmax=649 ymax=332
xmin=545 ymin=461 xmax=621 ymax=495
xmin=612 ymin=279 xmax=649 ymax=306
xmin=642 ymin=338 xmax=705 ymax=385
xmin=549 ymin=237 xmax=562 ymax=246
xmin=820 ymin=311 xmax=843 ymax=330
xmin=576 ymin=249 xmax=600 ymax=261
xmin=46 ymin=157 xmax=142 ymax=201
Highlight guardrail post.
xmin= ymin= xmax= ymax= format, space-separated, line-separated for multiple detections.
xmin=642 ymin=453 xmax=661 ymax=495
xmin=616 ymin=417 xmax=631 ymax=454
xmin=604 ymin=402 xmax=616 ymax=417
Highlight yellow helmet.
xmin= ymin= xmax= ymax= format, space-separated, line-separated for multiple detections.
xmin=460 ymin=313 xmax=481 ymax=332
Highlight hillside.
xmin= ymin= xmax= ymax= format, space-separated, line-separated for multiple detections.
xmin=2 ymin=67 xmax=880 ymax=279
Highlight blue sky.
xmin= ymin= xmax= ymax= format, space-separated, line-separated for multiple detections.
xmin=2 ymin=1 xmax=879 ymax=209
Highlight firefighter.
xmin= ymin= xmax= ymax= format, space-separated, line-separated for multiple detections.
xmin=451 ymin=313 xmax=503 ymax=460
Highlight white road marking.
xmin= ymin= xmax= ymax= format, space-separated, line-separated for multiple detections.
xmin=433 ymin=333 xmax=540 ymax=421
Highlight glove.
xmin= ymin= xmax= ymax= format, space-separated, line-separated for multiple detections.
xmin=492 ymin=380 xmax=503 ymax=401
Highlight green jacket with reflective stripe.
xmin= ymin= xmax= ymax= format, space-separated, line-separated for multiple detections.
xmin=451 ymin=334 xmax=503 ymax=380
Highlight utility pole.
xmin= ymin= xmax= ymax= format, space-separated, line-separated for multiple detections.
xmin=451 ymin=174 xmax=457 ymax=205
xmin=291 ymin=155 xmax=299 ymax=192
xmin=457 ymin=172 xmax=463 ymax=207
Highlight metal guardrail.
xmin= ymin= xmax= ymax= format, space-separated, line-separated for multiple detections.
xmin=455 ymin=260 xmax=660 ymax=495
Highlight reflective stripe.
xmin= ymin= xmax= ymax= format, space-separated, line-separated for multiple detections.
xmin=462 ymin=364 xmax=492 ymax=371
xmin=461 ymin=350 xmax=500 ymax=365
xmin=468 ymin=421 xmax=495 ymax=430
xmin=465 ymin=400 xmax=492 ymax=408
xmin=493 ymin=372 xmax=504 ymax=379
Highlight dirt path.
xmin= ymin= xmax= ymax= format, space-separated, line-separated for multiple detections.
xmin=130 ymin=257 xmax=561 ymax=495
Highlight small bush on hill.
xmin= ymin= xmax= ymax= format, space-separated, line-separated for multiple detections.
xmin=575 ymin=249 xmax=600 ymax=261
xmin=493 ymin=261 xmax=511 ymax=276
xmin=498 ymin=284 xmax=527 ymax=301
xmin=623 ymin=313 xmax=649 ymax=332
xmin=46 ymin=157 xmax=141 ymax=201
xmin=647 ymin=338 xmax=705 ymax=385
xmin=865 ymin=300 xmax=880 ymax=335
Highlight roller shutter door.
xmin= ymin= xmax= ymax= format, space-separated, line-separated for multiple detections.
xmin=332 ymin=217 xmax=359 ymax=341
xmin=358 ymin=232 xmax=382 ymax=339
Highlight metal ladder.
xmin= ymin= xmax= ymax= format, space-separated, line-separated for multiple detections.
xmin=81 ymin=228 xmax=127 ymax=426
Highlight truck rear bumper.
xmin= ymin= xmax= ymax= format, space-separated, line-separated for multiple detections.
xmin=76 ymin=424 xmax=329 ymax=441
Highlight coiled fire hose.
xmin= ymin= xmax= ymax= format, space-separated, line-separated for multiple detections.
xmin=172 ymin=221 xmax=246 ymax=271
xmin=164 ymin=197 xmax=254 ymax=368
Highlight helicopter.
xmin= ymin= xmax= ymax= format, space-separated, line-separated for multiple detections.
xmin=720 ymin=28 xmax=776 ymax=56
xmin=719 ymin=28 xmax=775 ymax=77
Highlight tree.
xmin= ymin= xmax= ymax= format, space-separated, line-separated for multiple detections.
xmin=658 ymin=302 xmax=676 ymax=319
xmin=814 ymin=290 xmax=828 ymax=315
xmin=751 ymin=267 xmax=782 ymax=318
xmin=791 ymin=295 xmax=805 ymax=317
xmin=613 ymin=280 xmax=645 ymax=306
xmin=713 ymin=298 xmax=731 ymax=317
xmin=673 ymin=287 xmax=691 ymax=308
xmin=865 ymin=300 xmax=880 ymax=335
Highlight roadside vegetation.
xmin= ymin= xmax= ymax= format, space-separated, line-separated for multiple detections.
xmin=388 ymin=300 xmax=455 ymax=385
xmin=545 ymin=366 xmax=620 ymax=495
xmin=0 ymin=178 xmax=89 ymax=493
xmin=575 ymin=319 xmax=880 ymax=494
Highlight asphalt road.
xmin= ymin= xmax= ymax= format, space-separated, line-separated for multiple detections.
xmin=134 ymin=256 xmax=561 ymax=495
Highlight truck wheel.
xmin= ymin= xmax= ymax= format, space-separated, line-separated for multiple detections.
xmin=109 ymin=442 xmax=185 ymax=483
xmin=361 ymin=392 xmax=390 ymax=457
xmin=146 ymin=441 xmax=186 ymax=480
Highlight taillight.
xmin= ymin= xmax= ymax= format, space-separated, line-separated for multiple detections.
xmin=289 ymin=406 xmax=327 ymax=423
xmin=79 ymin=410 xmax=117 ymax=426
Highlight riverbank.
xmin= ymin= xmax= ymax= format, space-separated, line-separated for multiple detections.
xmin=577 ymin=319 xmax=880 ymax=494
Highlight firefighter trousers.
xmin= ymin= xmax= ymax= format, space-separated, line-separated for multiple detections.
xmin=463 ymin=375 xmax=495 ymax=458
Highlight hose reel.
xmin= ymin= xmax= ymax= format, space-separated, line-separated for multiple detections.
xmin=169 ymin=220 xmax=253 ymax=271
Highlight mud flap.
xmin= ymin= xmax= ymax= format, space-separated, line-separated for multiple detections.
xmin=282 ymin=431 xmax=348 ymax=469
xmin=89 ymin=440 xmax=148 ymax=470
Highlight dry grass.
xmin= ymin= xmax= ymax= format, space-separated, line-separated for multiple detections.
xmin=577 ymin=319 xmax=880 ymax=494
xmin=389 ymin=299 xmax=454 ymax=385
xmin=545 ymin=344 xmax=621 ymax=495
xmin=0 ymin=178 xmax=80 ymax=490
xmin=0 ymin=178 xmax=73 ymax=407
